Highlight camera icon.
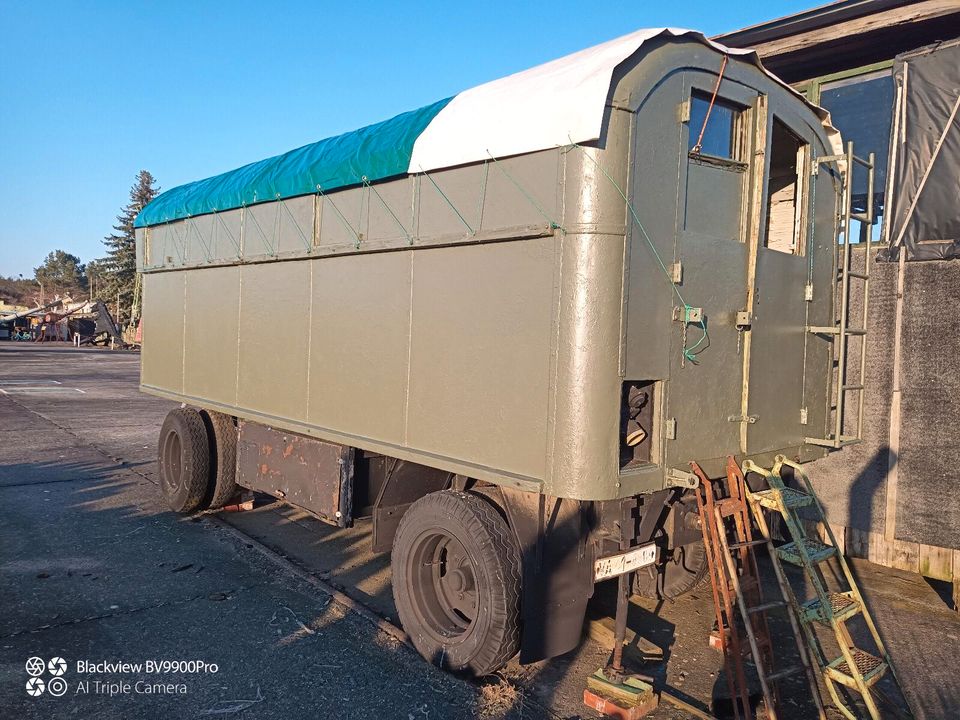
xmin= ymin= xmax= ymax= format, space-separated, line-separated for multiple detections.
xmin=48 ymin=677 xmax=69 ymax=697
xmin=26 ymin=677 xmax=45 ymax=697
xmin=25 ymin=657 xmax=45 ymax=677
xmin=48 ymin=657 xmax=68 ymax=676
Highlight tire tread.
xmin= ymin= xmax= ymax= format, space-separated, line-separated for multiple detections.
xmin=158 ymin=408 xmax=210 ymax=514
xmin=393 ymin=490 xmax=521 ymax=676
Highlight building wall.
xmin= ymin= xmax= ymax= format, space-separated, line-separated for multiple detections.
xmin=720 ymin=4 xmax=960 ymax=586
xmin=806 ymin=251 xmax=960 ymax=581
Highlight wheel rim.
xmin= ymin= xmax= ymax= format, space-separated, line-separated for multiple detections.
xmin=161 ymin=429 xmax=183 ymax=491
xmin=408 ymin=529 xmax=480 ymax=644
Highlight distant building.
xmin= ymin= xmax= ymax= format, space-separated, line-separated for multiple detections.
xmin=718 ymin=0 xmax=960 ymax=600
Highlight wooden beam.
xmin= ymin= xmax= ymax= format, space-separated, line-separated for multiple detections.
xmin=746 ymin=1 xmax=960 ymax=59
xmin=919 ymin=544 xmax=954 ymax=582
xmin=885 ymin=252 xmax=906 ymax=541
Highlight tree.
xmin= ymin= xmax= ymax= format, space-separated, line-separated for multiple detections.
xmin=85 ymin=258 xmax=107 ymax=301
xmin=34 ymin=250 xmax=87 ymax=299
xmin=102 ymin=170 xmax=158 ymax=323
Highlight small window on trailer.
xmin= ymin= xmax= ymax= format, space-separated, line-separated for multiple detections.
xmin=764 ymin=119 xmax=807 ymax=255
xmin=687 ymin=92 xmax=745 ymax=162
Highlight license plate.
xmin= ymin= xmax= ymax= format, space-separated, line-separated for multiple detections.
xmin=593 ymin=543 xmax=657 ymax=581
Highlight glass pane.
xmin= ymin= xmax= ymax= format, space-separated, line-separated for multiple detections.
xmin=819 ymin=70 xmax=894 ymax=241
xmin=688 ymin=95 xmax=738 ymax=159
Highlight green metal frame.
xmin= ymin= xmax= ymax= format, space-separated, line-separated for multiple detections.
xmin=742 ymin=455 xmax=912 ymax=720
xmin=805 ymin=142 xmax=875 ymax=449
xmin=794 ymin=60 xmax=895 ymax=105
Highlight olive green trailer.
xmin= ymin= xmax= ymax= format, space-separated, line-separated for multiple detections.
xmin=137 ymin=29 xmax=851 ymax=674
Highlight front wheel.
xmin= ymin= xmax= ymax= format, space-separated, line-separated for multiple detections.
xmin=392 ymin=490 xmax=521 ymax=676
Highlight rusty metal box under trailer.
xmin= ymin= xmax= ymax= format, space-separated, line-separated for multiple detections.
xmin=136 ymin=37 xmax=841 ymax=501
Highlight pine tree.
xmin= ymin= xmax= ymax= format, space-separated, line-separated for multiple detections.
xmin=34 ymin=250 xmax=87 ymax=298
xmin=102 ymin=170 xmax=158 ymax=324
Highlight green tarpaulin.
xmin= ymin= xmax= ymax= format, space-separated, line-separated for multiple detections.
xmin=135 ymin=97 xmax=452 ymax=228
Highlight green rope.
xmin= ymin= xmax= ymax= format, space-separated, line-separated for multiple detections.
xmin=278 ymin=195 xmax=313 ymax=252
xmin=418 ymin=166 xmax=474 ymax=235
xmin=212 ymin=210 xmax=242 ymax=256
xmin=242 ymin=203 xmax=276 ymax=256
xmin=485 ymin=150 xmax=565 ymax=231
xmin=569 ymin=140 xmax=708 ymax=363
xmin=316 ymin=184 xmax=363 ymax=249
xmin=363 ymin=176 xmax=413 ymax=244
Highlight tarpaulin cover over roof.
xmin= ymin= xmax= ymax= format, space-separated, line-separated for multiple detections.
xmin=134 ymin=98 xmax=452 ymax=228
xmin=136 ymin=27 xmax=841 ymax=228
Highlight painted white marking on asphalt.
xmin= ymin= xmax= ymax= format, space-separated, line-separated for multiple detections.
xmin=0 ymin=379 xmax=62 ymax=385
xmin=0 ymin=387 xmax=85 ymax=394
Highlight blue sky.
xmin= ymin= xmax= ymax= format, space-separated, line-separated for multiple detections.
xmin=0 ymin=1 xmax=812 ymax=277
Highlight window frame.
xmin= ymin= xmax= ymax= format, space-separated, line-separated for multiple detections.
xmin=763 ymin=116 xmax=810 ymax=256
xmin=796 ymin=60 xmax=895 ymax=248
xmin=685 ymin=90 xmax=749 ymax=169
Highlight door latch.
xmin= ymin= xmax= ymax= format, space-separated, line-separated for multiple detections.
xmin=727 ymin=414 xmax=759 ymax=424
xmin=735 ymin=310 xmax=752 ymax=330
xmin=673 ymin=305 xmax=703 ymax=323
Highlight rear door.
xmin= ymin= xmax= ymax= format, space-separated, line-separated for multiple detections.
xmin=664 ymin=72 xmax=763 ymax=465
xmin=744 ymin=106 xmax=826 ymax=454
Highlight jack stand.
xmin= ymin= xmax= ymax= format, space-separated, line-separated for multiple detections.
xmin=583 ymin=570 xmax=658 ymax=719
xmin=221 ymin=490 xmax=255 ymax=512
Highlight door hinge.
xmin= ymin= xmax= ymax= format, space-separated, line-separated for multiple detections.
xmin=677 ymin=99 xmax=691 ymax=123
xmin=727 ymin=414 xmax=758 ymax=424
xmin=805 ymin=283 xmax=814 ymax=301
xmin=666 ymin=467 xmax=699 ymax=489
xmin=800 ymin=407 xmax=809 ymax=425
xmin=664 ymin=418 xmax=677 ymax=440
xmin=670 ymin=261 xmax=683 ymax=284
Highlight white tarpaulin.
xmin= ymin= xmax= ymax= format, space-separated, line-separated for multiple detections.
xmin=409 ymin=27 xmax=841 ymax=172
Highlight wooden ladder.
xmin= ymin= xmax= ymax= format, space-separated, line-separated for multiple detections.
xmin=693 ymin=457 xmax=825 ymax=720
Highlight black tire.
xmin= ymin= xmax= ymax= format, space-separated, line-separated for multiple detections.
xmin=392 ymin=490 xmax=521 ymax=676
xmin=633 ymin=537 xmax=709 ymax=599
xmin=201 ymin=411 xmax=238 ymax=509
xmin=158 ymin=408 xmax=211 ymax=514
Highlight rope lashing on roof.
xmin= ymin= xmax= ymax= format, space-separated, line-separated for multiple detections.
xmin=485 ymin=150 xmax=565 ymax=232
xmin=691 ymin=55 xmax=730 ymax=156
xmin=315 ymin=185 xmax=363 ymax=250
xmin=567 ymin=139 xmax=708 ymax=365
xmin=417 ymin=166 xmax=476 ymax=235
xmin=363 ymin=176 xmax=413 ymax=245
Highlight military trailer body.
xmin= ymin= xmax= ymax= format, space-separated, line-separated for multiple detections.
xmin=136 ymin=30 xmax=847 ymax=673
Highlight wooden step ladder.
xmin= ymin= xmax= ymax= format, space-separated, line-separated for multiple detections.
xmin=693 ymin=458 xmax=824 ymax=720
xmin=742 ymin=454 xmax=912 ymax=720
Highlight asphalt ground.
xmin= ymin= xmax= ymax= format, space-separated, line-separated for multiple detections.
xmin=1 ymin=343 xmax=957 ymax=719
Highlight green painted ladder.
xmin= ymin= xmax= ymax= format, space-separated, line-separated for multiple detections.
xmin=742 ymin=455 xmax=912 ymax=720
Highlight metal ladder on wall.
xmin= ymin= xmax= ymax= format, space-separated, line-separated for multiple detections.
xmin=742 ymin=455 xmax=912 ymax=720
xmin=693 ymin=458 xmax=824 ymax=720
xmin=806 ymin=141 xmax=876 ymax=449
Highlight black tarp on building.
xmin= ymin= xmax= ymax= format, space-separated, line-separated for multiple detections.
xmin=885 ymin=38 xmax=960 ymax=260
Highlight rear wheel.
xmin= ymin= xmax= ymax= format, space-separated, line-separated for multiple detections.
xmin=201 ymin=411 xmax=238 ymax=509
xmin=633 ymin=538 xmax=709 ymax=599
xmin=158 ymin=408 xmax=210 ymax=513
xmin=392 ymin=490 xmax=521 ymax=676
